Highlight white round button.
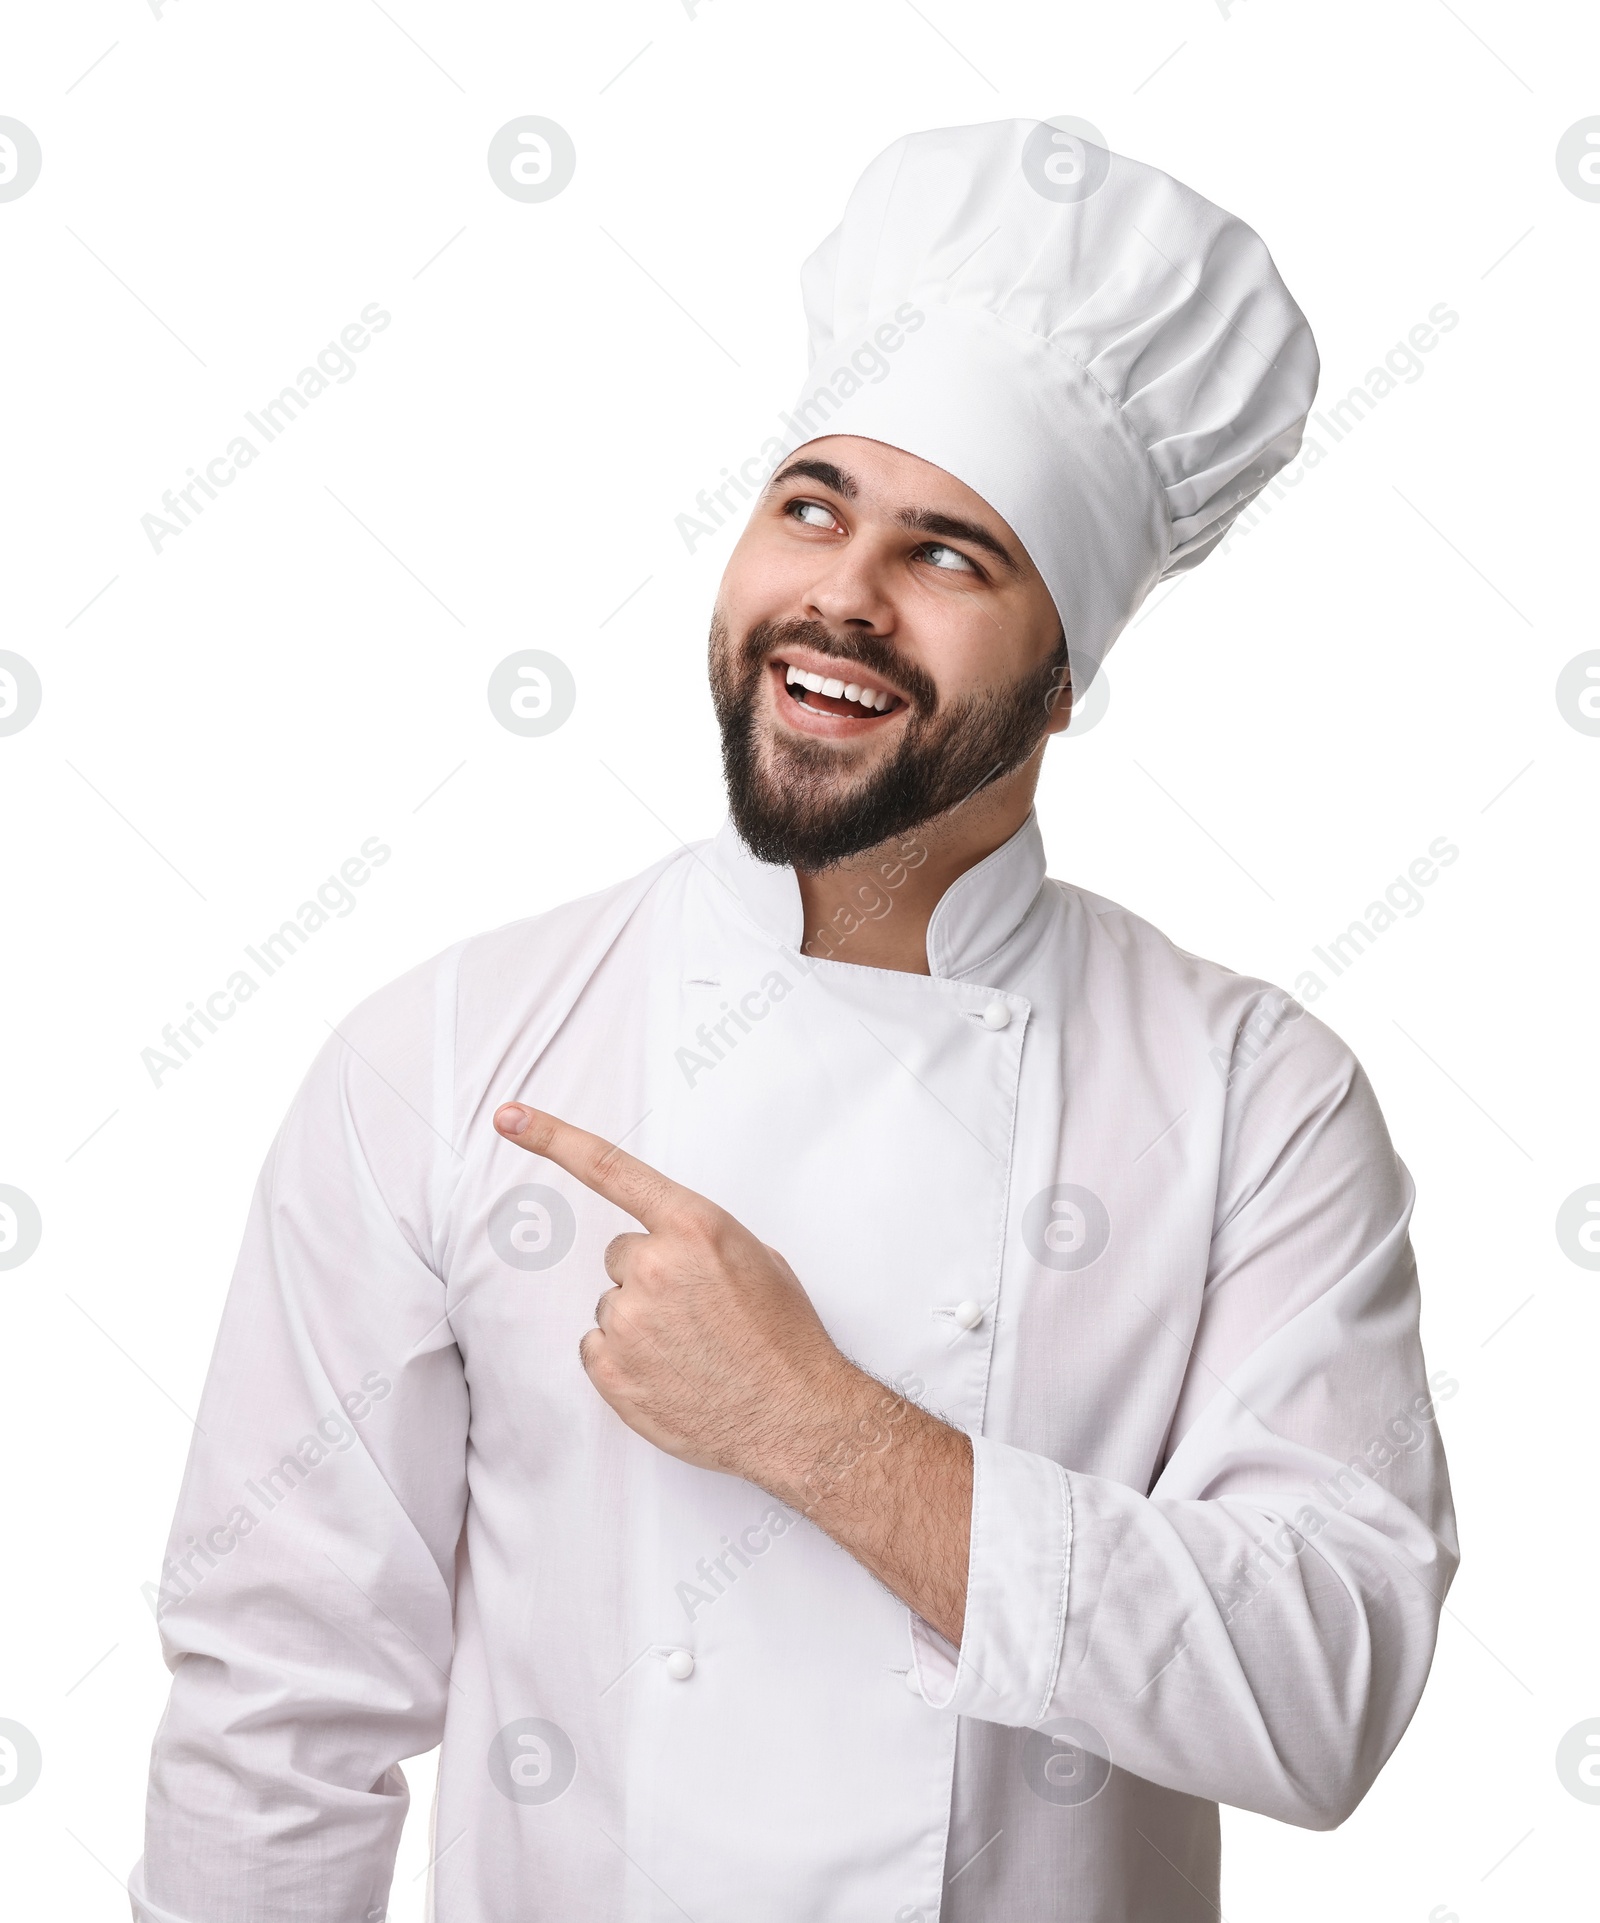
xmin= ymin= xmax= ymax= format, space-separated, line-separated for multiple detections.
xmin=981 ymin=1001 xmax=1010 ymax=1030
xmin=904 ymin=1666 xmax=923 ymax=1695
xmin=665 ymin=1649 xmax=695 ymax=1681
xmin=954 ymin=1298 xmax=984 ymax=1331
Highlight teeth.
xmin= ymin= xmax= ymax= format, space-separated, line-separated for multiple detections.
xmin=783 ymin=661 xmax=896 ymax=713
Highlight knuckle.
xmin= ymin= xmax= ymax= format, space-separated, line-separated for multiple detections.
xmin=680 ymin=1202 xmax=723 ymax=1249
xmin=633 ymin=1243 xmax=669 ymax=1287
xmin=586 ymin=1348 xmax=621 ymax=1397
xmin=592 ymin=1143 xmax=629 ymax=1191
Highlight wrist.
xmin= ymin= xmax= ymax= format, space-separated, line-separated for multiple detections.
xmin=755 ymin=1362 xmax=925 ymax=1519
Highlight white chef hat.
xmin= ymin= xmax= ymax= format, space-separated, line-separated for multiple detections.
xmin=788 ymin=118 xmax=1319 ymax=693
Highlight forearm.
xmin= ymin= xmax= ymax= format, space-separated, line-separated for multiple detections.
xmin=756 ymin=1363 xmax=973 ymax=1644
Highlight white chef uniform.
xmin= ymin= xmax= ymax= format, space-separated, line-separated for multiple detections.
xmin=130 ymin=811 xmax=1456 ymax=1922
xmin=131 ymin=121 xmax=1456 ymax=1923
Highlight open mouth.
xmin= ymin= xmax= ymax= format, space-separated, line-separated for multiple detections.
xmin=771 ymin=657 xmax=909 ymax=727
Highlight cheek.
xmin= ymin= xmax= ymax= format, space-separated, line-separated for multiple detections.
xmin=718 ymin=532 xmax=806 ymax=631
xmin=900 ymin=594 xmax=1032 ymax=704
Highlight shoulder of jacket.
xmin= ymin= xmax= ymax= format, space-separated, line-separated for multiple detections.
xmin=1046 ymin=875 xmax=1360 ymax=1074
xmin=457 ymin=845 xmax=687 ymax=978
xmin=334 ymin=845 xmax=691 ymax=1047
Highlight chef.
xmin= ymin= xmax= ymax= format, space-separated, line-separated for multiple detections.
xmin=132 ymin=120 xmax=1458 ymax=1923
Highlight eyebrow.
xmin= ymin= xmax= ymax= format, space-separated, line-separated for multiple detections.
xmin=894 ymin=506 xmax=1019 ymax=575
xmin=766 ymin=459 xmax=1020 ymax=575
xmin=768 ymin=457 xmax=857 ymax=498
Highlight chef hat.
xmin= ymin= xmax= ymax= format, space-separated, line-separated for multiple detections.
xmin=788 ymin=119 xmax=1319 ymax=693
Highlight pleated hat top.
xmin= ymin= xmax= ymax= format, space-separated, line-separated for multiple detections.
xmin=790 ymin=118 xmax=1320 ymax=690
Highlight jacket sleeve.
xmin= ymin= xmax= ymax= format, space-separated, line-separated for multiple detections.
xmin=908 ymin=1005 xmax=1459 ymax=1829
xmin=129 ymin=950 xmax=470 ymax=1922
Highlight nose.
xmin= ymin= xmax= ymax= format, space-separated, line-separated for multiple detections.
xmin=801 ymin=538 xmax=895 ymax=636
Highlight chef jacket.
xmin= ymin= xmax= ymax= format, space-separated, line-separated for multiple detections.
xmin=130 ymin=809 xmax=1458 ymax=1923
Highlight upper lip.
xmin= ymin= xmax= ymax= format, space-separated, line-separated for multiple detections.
xmin=769 ymin=647 xmax=910 ymax=708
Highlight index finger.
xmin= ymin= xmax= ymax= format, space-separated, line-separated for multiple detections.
xmin=492 ymin=1102 xmax=702 ymax=1231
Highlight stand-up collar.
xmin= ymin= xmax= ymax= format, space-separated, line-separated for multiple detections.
xmin=703 ymin=811 xmax=1049 ymax=982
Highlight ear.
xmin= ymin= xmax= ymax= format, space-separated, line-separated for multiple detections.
xmin=1041 ymin=640 xmax=1075 ymax=737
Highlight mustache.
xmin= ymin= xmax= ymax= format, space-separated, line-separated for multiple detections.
xmin=738 ymin=616 xmax=940 ymax=715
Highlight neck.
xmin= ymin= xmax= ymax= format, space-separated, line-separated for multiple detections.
xmin=794 ymin=752 xmax=1043 ymax=975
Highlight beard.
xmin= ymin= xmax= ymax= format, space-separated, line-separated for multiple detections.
xmin=708 ymin=610 xmax=1069 ymax=871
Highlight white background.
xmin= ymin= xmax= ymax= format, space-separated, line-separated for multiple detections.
xmin=2 ymin=1 xmax=1595 ymax=1917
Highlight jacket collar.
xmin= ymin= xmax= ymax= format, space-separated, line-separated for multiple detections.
xmin=704 ymin=810 xmax=1048 ymax=981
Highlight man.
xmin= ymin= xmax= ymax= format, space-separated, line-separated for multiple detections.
xmin=132 ymin=121 xmax=1457 ymax=1922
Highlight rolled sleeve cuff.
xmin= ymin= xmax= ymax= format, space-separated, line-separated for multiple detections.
xmin=128 ymin=1857 xmax=195 ymax=1923
xmin=906 ymin=1433 xmax=1072 ymax=1725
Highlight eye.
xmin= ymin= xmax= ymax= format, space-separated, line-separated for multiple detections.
xmin=787 ymin=499 xmax=839 ymax=531
xmin=918 ymin=542 xmax=979 ymax=574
